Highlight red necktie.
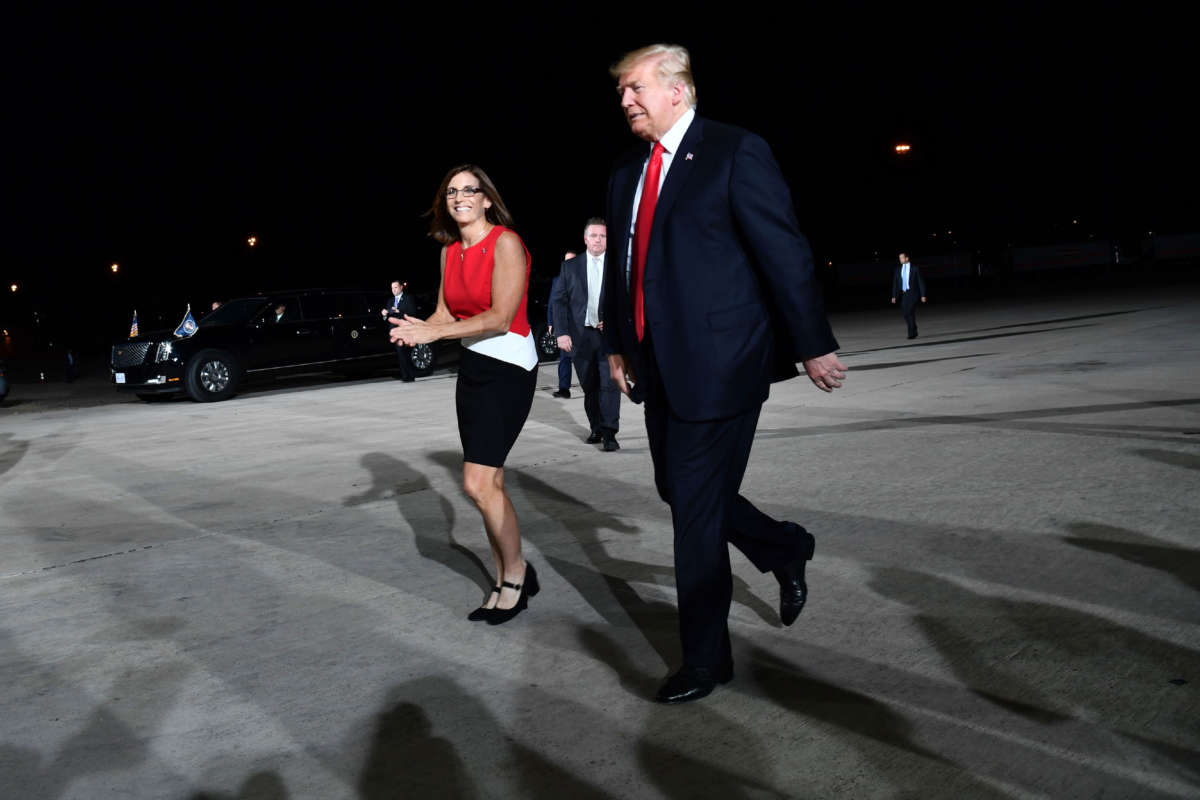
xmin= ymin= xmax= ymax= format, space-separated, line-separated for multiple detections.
xmin=632 ymin=141 xmax=665 ymax=341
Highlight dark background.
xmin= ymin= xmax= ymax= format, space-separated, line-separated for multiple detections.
xmin=2 ymin=2 xmax=1193 ymax=359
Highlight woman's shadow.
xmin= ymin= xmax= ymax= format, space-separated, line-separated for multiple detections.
xmin=343 ymin=452 xmax=491 ymax=592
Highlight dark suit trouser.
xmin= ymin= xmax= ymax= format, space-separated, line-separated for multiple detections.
xmin=574 ymin=327 xmax=620 ymax=434
xmin=394 ymin=344 xmax=415 ymax=380
xmin=641 ymin=336 xmax=808 ymax=669
xmin=901 ymin=289 xmax=919 ymax=337
xmin=557 ymin=350 xmax=572 ymax=390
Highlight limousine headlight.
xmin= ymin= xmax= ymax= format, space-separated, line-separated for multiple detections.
xmin=155 ymin=341 xmax=174 ymax=362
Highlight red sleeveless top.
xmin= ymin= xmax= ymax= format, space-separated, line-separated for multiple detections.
xmin=442 ymin=226 xmax=532 ymax=336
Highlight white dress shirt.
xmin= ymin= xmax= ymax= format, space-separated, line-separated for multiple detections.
xmin=585 ymin=251 xmax=604 ymax=327
xmin=626 ymin=106 xmax=697 ymax=278
xmin=901 ymin=263 xmax=910 ymax=292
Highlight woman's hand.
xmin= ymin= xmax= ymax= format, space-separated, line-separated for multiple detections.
xmin=390 ymin=315 xmax=439 ymax=346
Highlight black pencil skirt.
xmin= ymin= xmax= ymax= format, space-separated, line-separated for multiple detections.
xmin=455 ymin=348 xmax=538 ymax=468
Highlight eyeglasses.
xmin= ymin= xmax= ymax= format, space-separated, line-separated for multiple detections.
xmin=446 ymin=186 xmax=485 ymax=198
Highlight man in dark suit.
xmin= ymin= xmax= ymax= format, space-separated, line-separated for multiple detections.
xmin=600 ymin=44 xmax=848 ymax=703
xmin=552 ymin=220 xmax=621 ymax=451
xmin=382 ymin=279 xmax=418 ymax=381
xmin=549 ymin=251 xmax=577 ymax=398
xmin=891 ymin=252 xmax=927 ymax=339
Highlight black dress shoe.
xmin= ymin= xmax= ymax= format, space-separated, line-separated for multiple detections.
xmin=602 ymin=434 xmax=620 ymax=452
xmin=655 ymin=664 xmax=734 ymax=704
xmin=485 ymin=563 xmax=540 ymax=625
xmin=553 ymin=389 xmax=571 ymax=398
xmin=774 ymin=524 xmax=815 ymax=626
xmin=586 ymin=430 xmax=602 ymax=444
xmin=467 ymin=587 xmax=500 ymax=621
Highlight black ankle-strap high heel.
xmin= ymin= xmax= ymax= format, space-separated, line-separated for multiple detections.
xmin=486 ymin=563 xmax=539 ymax=625
xmin=467 ymin=587 xmax=501 ymax=622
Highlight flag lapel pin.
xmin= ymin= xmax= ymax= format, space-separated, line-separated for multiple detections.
xmin=685 ymin=152 xmax=694 ymax=160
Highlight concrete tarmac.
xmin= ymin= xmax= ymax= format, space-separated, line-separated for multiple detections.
xmin=2 ymin=286 xmax=1198 ymax=799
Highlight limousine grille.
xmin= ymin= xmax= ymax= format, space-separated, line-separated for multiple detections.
xmin=111 ymin=343 xmax=152 ymax=368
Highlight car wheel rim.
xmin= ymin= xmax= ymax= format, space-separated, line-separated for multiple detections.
xmin=411 ymin=344 xmax=432 ymax=370
xmin=200 ymin=360 xmax=230 ymax=392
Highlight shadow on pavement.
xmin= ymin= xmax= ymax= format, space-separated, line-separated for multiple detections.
xmin=190 ymin=772 xmax=290 ymax=800
xmin=636 ymin=689 xmax=782 ymax=799
xmin=1064 ymin=521 xmax=1200 ymax=594
xmin=343 ymin=452 xmax=489 ymax=592
xmin=1134 ymin=448 xmax=1200 ymax=472
xmin=350 ymin=676 xmax=615 ymax=800
xmin=868 ymin=566 xmax=1200 ymax=733
xmin=0 ymin=432 xmax=30 ymax=478
xmin=754 ymin=397 xmax=1200 ymax=446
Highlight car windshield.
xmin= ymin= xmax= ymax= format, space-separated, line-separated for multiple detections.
xmin=200 ymin=298 xmax=267 ymax=327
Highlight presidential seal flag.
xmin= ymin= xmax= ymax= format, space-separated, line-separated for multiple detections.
xmin=174 ymin=304 xmax=199 ymax=338
xmin=129 ymin=310 xmax=139 ymax=338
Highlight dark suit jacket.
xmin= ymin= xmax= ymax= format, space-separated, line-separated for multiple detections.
xmin=547 ymin=277 xmax=559 ymax=329
xmin=386 ymin=292 xmax=417 ymax=320
xmin=892 ymin=263 xmax=927 ymax=301
xmin=551 ymin=253 xmax=604 ymax=345
xmin=601 ymin=115 xmax=838 ymax=421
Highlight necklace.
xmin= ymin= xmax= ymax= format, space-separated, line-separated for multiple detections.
xmin=461 ymin=225 xmax=493 ymax=249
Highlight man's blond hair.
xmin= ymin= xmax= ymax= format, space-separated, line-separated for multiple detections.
xmin=610 ymin=44 xmax=697 ymax=108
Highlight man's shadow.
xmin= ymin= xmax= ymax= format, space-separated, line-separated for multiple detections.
xmin=738 ymin=647 xmax=1025 ymax=799
xmin=348 ymin=675 xmax=616 ymax=799
xmin=1063 ymin=521 xmax=1200 ymax=596
xmin=344 ymin=452 xmax=490 ymax=592
xmin=868 ymin=565 xmax=1200 ymax=734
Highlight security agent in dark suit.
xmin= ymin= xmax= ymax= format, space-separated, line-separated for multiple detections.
xmin=552 ymin=220 xmax=621 ymax=450
xmin=382 ymin=279 xmax=418 ymax=381
xmin=548 ymin=250 xmax=577 ymax=398
xmin=601 ymin=44 xmax=848 ymax=703
xmin=891 ymin=252 xmax=927 ymax=339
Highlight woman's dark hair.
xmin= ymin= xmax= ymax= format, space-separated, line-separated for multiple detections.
xmin=426 ymin=164 xmax=515 ymax=245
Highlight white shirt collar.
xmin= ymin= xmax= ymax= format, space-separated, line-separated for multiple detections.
xmin=656 ymin=106 xmax=695 ymax=156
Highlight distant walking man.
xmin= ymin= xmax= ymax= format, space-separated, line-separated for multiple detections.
xmin=383 ymin=279 xmax=418 ymax=381
xmin=553 ymin=222 xmax=620 ymax=450
xmin=601 ymin=44 xmax=846 ymax=703
xmin=549 ymin=251 xmax=577 ymax=398
xmin=891 ymin=252 xmax=926 ymax=339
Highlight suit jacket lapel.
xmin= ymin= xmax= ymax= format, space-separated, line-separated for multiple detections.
xmin=608 ymin=152 xmax=643 ymax=291
xmin=651 ymin=116 xmax=704 ymax=234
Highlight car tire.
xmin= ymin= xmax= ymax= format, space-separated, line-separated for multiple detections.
xmin=536 ymin=328 xmax=558 ymax=361
xmin=185 ymin=349 xmax=240 ymax=402
xmin=409 ymin=342 xmax=435 ymax=377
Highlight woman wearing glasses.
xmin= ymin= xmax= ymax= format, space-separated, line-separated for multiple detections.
xmin=390 ymin=164 xmax=540 ymax=624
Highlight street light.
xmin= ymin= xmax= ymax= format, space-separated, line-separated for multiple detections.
xmin=247 ymin=235 xmax=257 ymax=247
xmin=895 ymin=143 xmax=912 ymax=154
xmin=9 ymin=284 xmax=16 ymax=293
xmin=111 ymin=263 xmax=119 ymax=273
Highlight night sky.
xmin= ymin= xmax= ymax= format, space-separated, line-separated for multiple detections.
xmin=3 ymin=3 xmax=1192 ymax=349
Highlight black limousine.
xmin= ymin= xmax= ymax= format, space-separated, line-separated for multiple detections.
xmin=111 ymin=289 xmax=446 ymax=402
